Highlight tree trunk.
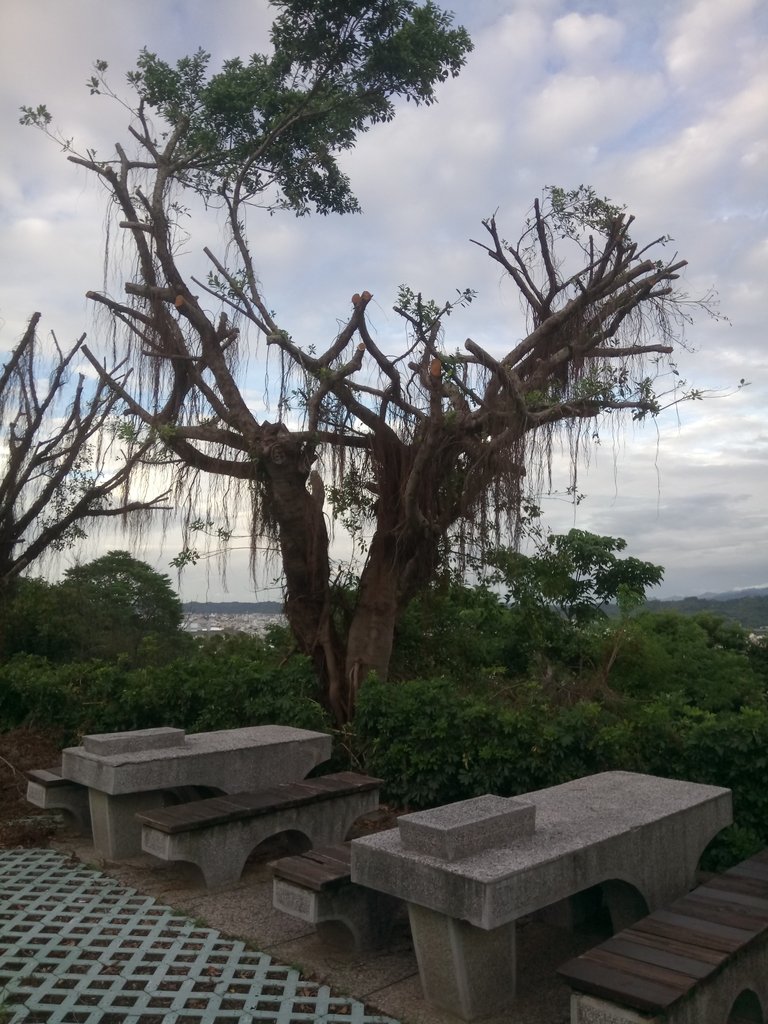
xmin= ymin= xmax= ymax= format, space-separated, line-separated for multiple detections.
xmin=260 ymin=443 xmax=348 ymax=722
xmin=343 ymin=519 xmax=442 ymax=718
xmin=344 ymin=532 xmax=400 ymax=711
xmin=265 ymin=436 xmax=444 ymax=723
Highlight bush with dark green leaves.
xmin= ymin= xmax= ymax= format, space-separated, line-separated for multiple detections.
xmin=3 ymin=552 xmax=191 ymax=665
xmin=0 ymin=630 xmax=328 ymax=742
xmin=606 ymin=611 xmax=763 ymax=711
xmin=352 ymin=677 xmax=622 ymax=808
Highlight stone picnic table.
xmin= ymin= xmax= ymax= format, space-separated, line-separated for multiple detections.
xmin=61 ymin=725 xmax=331 ymax=859
xmin=351 ymin=771 xmax=733 ymax=1021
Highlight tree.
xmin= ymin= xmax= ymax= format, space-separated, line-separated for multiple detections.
xmin=487 ymin=529 xmax=664 ymax=625
xmin=2 ymin=553 xmax=187 ymax=664
xmin=23 ymin=2 xmax=712 ymax=720
xmin=607 ymin=610 xmax=763 ymax=712
xmin=0 ymin=313 xmax=168 ymax=639
xmin=60 ymin=550 xmax=186 ymax=662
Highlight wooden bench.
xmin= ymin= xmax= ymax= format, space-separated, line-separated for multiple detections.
xmin=137 ymin=771 xmax=382 ymax=889
xmin=271 ymin=841 xmax=400 ymax=951
xmin=558 ymin=849 xmax=768 ymax=1023
xmin=26 ymin=767 xmax=92 ymax=834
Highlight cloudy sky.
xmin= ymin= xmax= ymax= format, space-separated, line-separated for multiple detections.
xmin=1 ymin=0 xmax=766 ymax=602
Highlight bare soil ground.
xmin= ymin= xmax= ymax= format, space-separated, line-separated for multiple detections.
xmin=0 ymin=726 xmax=67 ymax=847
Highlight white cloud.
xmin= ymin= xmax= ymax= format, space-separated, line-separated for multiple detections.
xmin=622 ymin=71 xmax=768 ymax=215
xmin=552 ymin=13 xmax=625 ymax=67
xmin=664 ymin=0 xmax=762 ymax=90
xmin=520 ymin=71 xmax=667 ymax=155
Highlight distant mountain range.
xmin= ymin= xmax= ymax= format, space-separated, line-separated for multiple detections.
xmin=643 ymin=588 xmax=768 ymax=630
xmin=681 ymin=586 xmax=768 ymax=601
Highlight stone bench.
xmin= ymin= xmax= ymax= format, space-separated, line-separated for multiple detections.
xmin=26 ymin=767 xmax=92 ymax=834
xmin=138 ymin=771 xmax=382 ymax=889
xmin=353 ymin=772 xmax=733 ymax=1021
xmin=61 ymin=725 xmax=332 ymax=858
xmin=558 ymin=848 xmax=768 ymax=1024
xmin=271 ymin=841 xmax=400 ymax=951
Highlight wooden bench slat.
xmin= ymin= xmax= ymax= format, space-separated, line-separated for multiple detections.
xmin=272 ymin=842 xmax=353 ymax=891
xmin=137 ymin=773 xmax=381 ymax=834
xmin=308 ymin=842 xmax=352 ymax=864
xmin=630 ymin=913 xmax=747 ymax=954
xmin=306 ymin=773 xmax=377 ymax=793
xmin=26 ymin=768 xmax=70 ymax=788
xmin=556 ymin=957 xmax=685 ymax=1012
xmin=600 ymin=935 xmax=720 ymax=980
xmin=581 ymin=946 xmax=697 ymax=992
xmin=229 ymin=777 xmax=379 ymax=814
xmin=300 ymin=845 xmax=353 ymax=873
xmin=674 ymin=893 xmax=768 ymax=933
xmin=726 ymin=860 xmax=768 ymax=883
xmin=226 ymin=783 xmax=316 ymax=814
xmin=691 ymin=882 xmax=768 ymax=914
xmin=704 ymin=873 xmax=768 ymax=899
xmin=273 ymin=859 xmax=349 ymax=891
xmin=138 ymin=795 xmax=248 ymax=831
xmin=648 ymin=907 xmax=758 ymax=944
xmin=621 ymin=925 xmax=728 ymax=967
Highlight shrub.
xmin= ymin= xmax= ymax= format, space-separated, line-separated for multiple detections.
xmin=606 ymin=612 xmax=763 ymax=711
xmin=0 ymin=632 xmax=329 ymax=742
xmin=352 ymin=677 xmax=622 ymax=808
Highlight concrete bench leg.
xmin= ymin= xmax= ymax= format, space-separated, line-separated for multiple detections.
xmin=601 ymin=880 xmax=650 ymax=933
xmin=535 ymin=886 xmax=605 ymax=930
xmin=26 ymin=780 xmax=92 ymax=835
xmin=316 ymin=887 xmax=400 ymax=950
xmin=90 ymin=790 xmax=167 ymax=859
xmin=407 ymin=903 xmax=517 ymax=1021
xmin=273 ymin=878 xmax=399 ymax=951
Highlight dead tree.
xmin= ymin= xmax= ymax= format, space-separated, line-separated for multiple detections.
xmin=0 ymin=313 xmax=169 ymax=605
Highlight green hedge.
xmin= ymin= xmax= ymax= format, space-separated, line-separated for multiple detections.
xmin=0 ymin=633 xmax=329 ymax=741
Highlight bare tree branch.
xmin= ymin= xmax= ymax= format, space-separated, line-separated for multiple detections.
xmin=1 ymin=315 xmax=169 ymax=591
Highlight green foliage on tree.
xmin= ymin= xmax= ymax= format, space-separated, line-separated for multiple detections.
xmin=3 ymin=552 xmax=189 ymax=665
xmin=60 ymin=551 xmax=185 ymax=662
xmin=389 ymin=582 xmax=512 ymax=683
xmin=75 ymin=0 xmax=472 ymax=216
xmin=1 ymin=578 xmax=75 ymax=662
xmin=607 ymin=611 xmax=762 ymax=712
xmin=0 ymin=631 xmax=327 ymax=741
xmin=646 ymin=593 xmax=768 ymax=630
xmin=487 ymin=529 xmax=664 ymax=624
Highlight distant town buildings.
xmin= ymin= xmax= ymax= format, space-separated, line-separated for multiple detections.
xmin=183 ymin=612 xmax=286 ymax=636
